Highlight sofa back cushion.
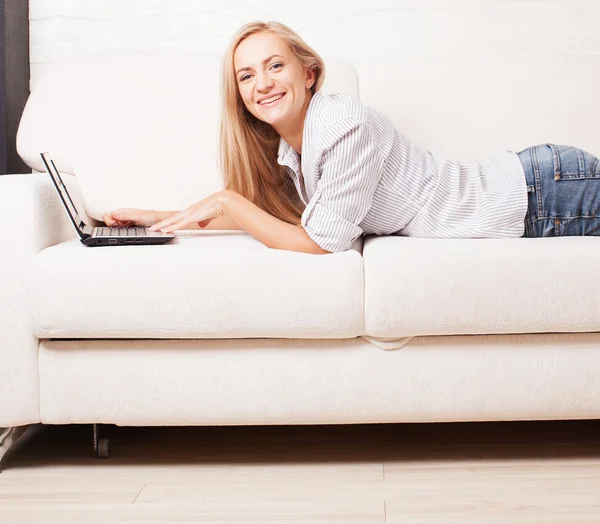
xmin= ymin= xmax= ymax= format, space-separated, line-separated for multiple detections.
xmin=17 ymin=52 xmax=358 ymax=220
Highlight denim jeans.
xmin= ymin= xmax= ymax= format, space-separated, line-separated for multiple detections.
xmin=516 ymin=144 xmax=600 ymax=237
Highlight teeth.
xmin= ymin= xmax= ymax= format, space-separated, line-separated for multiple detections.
xmin=259 ymin=94 xmax=284 ymax=105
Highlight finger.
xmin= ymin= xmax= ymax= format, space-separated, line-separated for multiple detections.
xmin=176 ymin=217 xmax=200 ymax=231
xmin=110 ymin=210 xmax=129 ymax=221
xmin=149 ymin=214 xmax=182 ymax=231
xmin=149 ymin=220 xmax=168 ymax=231
xmin=149 ymin=222 xmax=166 ymax=231
xmin=155 ymin=214 xmax=189 ymax=231
xmin=104 ymin=211 xmax=131 ymax=226
xmin=162 ymin=214 xmax=200 ymax=232
xmin=160 ymin=220 xmax=187 ymax=233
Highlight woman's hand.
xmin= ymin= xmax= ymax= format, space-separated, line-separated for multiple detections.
xmin=102 ymin=208 xmax=166 ymax=228
xmin=148 ymin=190 xmax=232 ymax=232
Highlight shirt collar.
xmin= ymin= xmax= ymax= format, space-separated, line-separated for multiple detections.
xmin=277 ymin=90 xmax=322 ymax=166
xmin=277 ymin=136 xmax=292 ymax=163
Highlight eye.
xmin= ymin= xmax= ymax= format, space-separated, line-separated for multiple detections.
xmin=238 ymin=63 xmax=283 ymax=82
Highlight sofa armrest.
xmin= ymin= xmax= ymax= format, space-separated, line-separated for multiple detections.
xmin=0 ymin=172 xmax=97 ymax=426
xmin=0 ymin=172 xmax=97 ymax=252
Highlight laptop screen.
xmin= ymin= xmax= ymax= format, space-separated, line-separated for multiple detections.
xmin=40 ymin=153 xmax=87 ymax=237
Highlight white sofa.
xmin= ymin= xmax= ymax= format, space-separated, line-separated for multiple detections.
xmin=2 ymin=1 xmax=600 ymax=467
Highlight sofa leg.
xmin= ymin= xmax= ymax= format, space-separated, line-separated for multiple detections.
xmin=0 ymin=425 xmax=42 ymax=473
xmin=92 ymin=423 xmax=112 ymax=459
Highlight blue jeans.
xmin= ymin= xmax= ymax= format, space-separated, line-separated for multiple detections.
xmin=516 ymin=144 xmax=600 ymax=237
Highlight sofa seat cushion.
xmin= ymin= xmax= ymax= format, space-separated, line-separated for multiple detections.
xmin=28 ymin=232 xmax=364 ymax=339
xmin=363 ymin=236 xmax=600 ymax=338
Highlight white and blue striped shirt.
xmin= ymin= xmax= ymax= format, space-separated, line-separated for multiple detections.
xmin=277 ymin=90 xmax=528 ymax=253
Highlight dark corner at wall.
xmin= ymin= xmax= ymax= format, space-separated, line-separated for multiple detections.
xmin=1 ymin=0 xmax=30 ymax=175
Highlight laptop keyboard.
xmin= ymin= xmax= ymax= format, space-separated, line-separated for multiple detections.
xmin=95 ymin=226 xmax=147 ymax=237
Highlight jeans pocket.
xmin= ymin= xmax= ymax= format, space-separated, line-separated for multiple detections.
xmin=541 ymin=144 xmax=600 ymax=224
xmin=547 ymin=144 xmax=600 ymax=180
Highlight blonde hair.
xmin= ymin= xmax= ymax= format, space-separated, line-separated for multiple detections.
xmin=219 ymin=21 xmax=325 ymax=225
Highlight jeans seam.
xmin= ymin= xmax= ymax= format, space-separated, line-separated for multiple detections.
xmin=547 ymin=143 xmax=561 ymax=180
xmin=531 ymin=145 xmax=544 ymax=219
xmin=577 ymin=147 xmax=586 ymax=174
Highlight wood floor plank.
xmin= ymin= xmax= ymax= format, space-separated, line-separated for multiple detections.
xmin=2 ymin=462 xmax=383 ymax=483
xmin=0 ymin=478 xmax=144 ymax=506
xmin=385 ymin=489 xmax=600 ymax=523
xmin=133 ymin=479 xmax=386 ymax=520
xmin=0 ymin=507 xmax=385 ymax=524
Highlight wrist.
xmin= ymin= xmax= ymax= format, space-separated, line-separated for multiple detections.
xmin=219 ymin=190 xmax=239 ymax=211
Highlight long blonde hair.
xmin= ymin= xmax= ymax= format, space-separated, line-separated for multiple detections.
xmin=219 ymin=21 xmax=325 ymax=225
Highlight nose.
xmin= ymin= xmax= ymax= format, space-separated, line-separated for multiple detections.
xmin=255 ymin=71 xmax=274 ymax=93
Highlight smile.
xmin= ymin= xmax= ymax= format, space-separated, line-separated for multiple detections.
xmin=258 ymin=93 xmax=285 ymax=106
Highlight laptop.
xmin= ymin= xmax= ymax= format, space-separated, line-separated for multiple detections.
xmin=40 ymin=152 xmax=175 ymax=247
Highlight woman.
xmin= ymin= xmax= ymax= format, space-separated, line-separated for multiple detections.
xmin=103 ymin=21 xmax=600 ymax=253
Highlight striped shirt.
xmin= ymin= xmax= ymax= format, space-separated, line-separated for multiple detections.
xmin=277 ymin=90 xmax=528 ymax=253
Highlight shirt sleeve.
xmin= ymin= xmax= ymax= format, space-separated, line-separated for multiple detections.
xmin=301 ymin=118 xmax=386 ymax=253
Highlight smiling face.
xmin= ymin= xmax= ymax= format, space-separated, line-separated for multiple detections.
xmin=234 ymin=31 xmax=315 ymax=132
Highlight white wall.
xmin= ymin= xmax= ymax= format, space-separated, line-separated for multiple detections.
xmin=28 ymin=0 xmax=600 ymax=161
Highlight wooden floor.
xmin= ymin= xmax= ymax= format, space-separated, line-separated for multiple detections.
xmin=0 ymin=420 xmax=599 ymax=523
